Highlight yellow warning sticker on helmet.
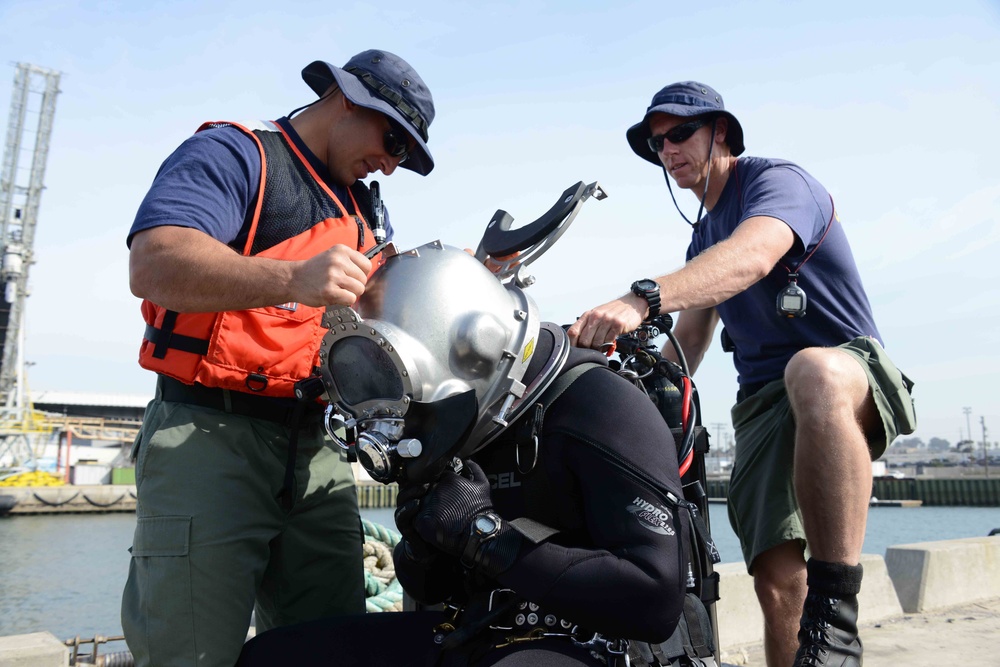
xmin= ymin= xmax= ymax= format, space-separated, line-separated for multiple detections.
xmin=522 ymin=338 xmax=535 ymax=363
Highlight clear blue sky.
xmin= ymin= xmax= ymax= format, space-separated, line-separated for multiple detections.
xmin=2 ymin=0 xmax=998 ymax=445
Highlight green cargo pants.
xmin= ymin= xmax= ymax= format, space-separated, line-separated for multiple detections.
xmin=121 ymin=396 xmax=365 ymax=667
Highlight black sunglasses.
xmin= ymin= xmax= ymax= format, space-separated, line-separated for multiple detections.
xmin=647 ymin=117 xmax=713 ymax=153
xmin=383 ymin=118 xmax=413 ymax=162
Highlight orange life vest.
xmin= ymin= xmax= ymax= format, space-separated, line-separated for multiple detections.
xmin=138 ymin=120 xmax=382 ymax=398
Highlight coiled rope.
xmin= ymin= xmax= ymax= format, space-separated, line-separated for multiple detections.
xmin=362 ymin=519 xmax=404 ymax=612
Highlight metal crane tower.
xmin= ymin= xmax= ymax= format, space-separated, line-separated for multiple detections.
xmin=0 ymin=63 xmax=61 ymax=412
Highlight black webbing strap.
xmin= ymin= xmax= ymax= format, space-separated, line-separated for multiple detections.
xmin=344 ymin=66 xmax=429 ymax=141
xmin=278 ymin=402 xmax=305 ymax=511
xmin=146 ymin=311 xmax=210 ymax=359
xmin=439 ymin=594 xmax=519 ymax=653
xmin=536 ymin=362 xmax=602 ymax=414
xmin=681 ymin=592 xmax=715 ymax=659
xmin=349 ymin=180 xmax=375 ymax=229
xmin=679 ymin=498 xmax=721 ymax=566
xmin=508 ymin=517 xmax=559 ymax=544
xmin=644 ymin=593 xmax=716 ymax=665
xmin=506 ymin=362 xmax=605 ymax=545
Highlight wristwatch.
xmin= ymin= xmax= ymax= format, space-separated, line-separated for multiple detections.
xmin=630 ymin=279 xmax=661 ymax=319
xmin=461 ymin=511 xmax=502 ymax=568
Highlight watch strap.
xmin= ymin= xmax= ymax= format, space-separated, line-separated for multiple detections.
xmin=631 ymin=280 xmax=661 ymax=318
xmin=645 ymin=291 xmax=661 ymax=318
xmin=461 ymin=512 xmax=500 ymax=568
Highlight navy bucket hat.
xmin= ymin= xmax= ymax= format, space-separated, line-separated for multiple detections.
xmin=302 ymin=49 xmax=436 ymax=176
xmin=626 ymin=81 xmax=745 ymax=166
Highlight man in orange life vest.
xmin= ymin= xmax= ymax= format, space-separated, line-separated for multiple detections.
xmin=122 ymin=50 xmax=434 ymax=667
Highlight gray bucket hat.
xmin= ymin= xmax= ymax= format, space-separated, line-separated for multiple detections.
xmin=626 ymin=81 xmax=745 ymax=166
xmin=302 ymin=49 xmax=435 ymax=176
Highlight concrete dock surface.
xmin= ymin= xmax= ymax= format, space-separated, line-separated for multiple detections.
xmin=715 ymin=535 xmax=1000 ymax=666
xmin=2 ymin=536 xmax=998 ymax=665
xmin=3 ymin=598 xmax=1000 ymax=665
xmin=721 ymin=596 xmax=1000 ymax=666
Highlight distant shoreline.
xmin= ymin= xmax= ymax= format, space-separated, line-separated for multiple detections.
xmin=3 ymin=474 xmax=999 ymax=517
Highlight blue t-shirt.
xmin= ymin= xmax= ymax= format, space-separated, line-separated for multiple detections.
xmin=127 ymin=117 xmax=392 ymax=247
xmin=686 ymin=156 xmax=881 ymax=385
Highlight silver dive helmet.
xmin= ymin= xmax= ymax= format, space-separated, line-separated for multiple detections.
xmin=317 ymin=180 xmax=607 ymax=485
xmin=318 ymin=241 xmax=569 ymax=484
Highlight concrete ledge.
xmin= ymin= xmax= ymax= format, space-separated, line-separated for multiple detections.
xmin=2 ymin=484 xmax=136 ymax=514
xmin=715 ymin=562 xmax=763 ymax=649
xmin=715 ymin=553 xmax=902 ymax=651
xmin=0 ymin=632 xmax=68 ymax=667
xmin=885 ymin=535 xmax=1000 ymax=613
xmin=857 ymin=553 xmax=905 ymax=621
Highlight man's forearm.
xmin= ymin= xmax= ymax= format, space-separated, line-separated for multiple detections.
xmin=656 ymin=215 xmax=794 ymax=313
xmin=129 ymin=226 xmax=298 ymax=312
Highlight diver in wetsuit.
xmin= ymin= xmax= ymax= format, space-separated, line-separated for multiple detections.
xmin=237 ymin=242 xmax=704 ymax=666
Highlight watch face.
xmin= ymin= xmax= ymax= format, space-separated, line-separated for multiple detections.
xmin=474 ymin=514 xmax=499 ymax=535
xmin=636 ymin=279 xmax=658 ymax=292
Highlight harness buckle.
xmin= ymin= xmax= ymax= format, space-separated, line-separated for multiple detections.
xmin=572 ymin=633 xmax=631 ymax=666
xmin=487 ymin=588 xmax=518 ymax=630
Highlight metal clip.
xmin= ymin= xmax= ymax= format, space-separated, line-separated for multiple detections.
xmin=572 ymin=633 xmax=630 ymax=666
xmin=494 ymin=628 xmax=546 ymax=649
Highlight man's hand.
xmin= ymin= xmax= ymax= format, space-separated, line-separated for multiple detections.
xmin=292 ymin=245 xmax=372 ymax=307
xmin=567 ymin=293 xmax=646 ymax=349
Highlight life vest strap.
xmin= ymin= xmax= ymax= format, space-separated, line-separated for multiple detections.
xmin=145 ymin=321 xmax=210 ymax=359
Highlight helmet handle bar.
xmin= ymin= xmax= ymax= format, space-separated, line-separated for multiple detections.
xmin=474 ymin=181 xmax=607 ymax=282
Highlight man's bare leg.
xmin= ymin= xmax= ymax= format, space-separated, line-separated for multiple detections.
xmin=783 ymin=347 xmax=881 ymax=665
xmin=786 ymin=347 xmax=879 ymax=564
xmin=751 ymin=541 xmax=807 ymax=667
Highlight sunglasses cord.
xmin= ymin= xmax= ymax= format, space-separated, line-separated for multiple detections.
xmin=661 ymin=120 xmax=718 ymax=228
xmin=287 ymin=88 xmax=338 ymax=119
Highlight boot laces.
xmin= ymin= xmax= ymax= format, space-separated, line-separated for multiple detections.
xmin=795 ymin=595 xmax=839 ymax=666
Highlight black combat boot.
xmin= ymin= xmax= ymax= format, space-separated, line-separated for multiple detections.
xmin=792 ymin=559 xmax=864 ymax=667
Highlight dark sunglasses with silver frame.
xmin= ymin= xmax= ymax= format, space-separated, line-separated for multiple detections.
xmin=646 ymin=116 xmax=714 ymax=154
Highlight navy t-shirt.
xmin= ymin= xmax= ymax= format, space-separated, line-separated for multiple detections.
xmin=686 ymin=156 xmax=881 ymax=385
xmin=127 ymin=117 xmax=392 ymax=248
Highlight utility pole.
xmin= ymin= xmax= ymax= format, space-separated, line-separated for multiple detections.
xmin=981 ymin=416 xmax=989 ymax=479
xmin=963 ymin=407 xmax=973 ymax=445
xmin=711 ymin=422 xmax=728 ymax=453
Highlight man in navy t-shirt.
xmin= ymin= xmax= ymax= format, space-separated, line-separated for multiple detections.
xmin=569 ymin=83 xmax=915 ymax=667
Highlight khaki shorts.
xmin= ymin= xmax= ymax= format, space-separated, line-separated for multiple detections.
xmin=726 ymin=336 xmax=916 ymax=571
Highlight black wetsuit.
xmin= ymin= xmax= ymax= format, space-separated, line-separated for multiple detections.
xmin=238 ymin=348 xmax=689 ymax=666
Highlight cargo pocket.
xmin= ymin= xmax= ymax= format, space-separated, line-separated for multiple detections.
xmin=888 ymin=371 xmax=917 ymax=435
xmin=129 ymin=428 xmax=143 ymax=468
xmin=124 ymin=516 xmax=197 ymax=664
xmin=862 ymin=338 xmax=918 ymax=438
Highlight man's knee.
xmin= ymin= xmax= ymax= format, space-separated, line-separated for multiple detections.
xmin=785 ymin=347 xmax=869 ymax=416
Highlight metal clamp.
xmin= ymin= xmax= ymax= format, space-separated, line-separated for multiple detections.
xmin=323 ymin=405 xmax=355 ymax=450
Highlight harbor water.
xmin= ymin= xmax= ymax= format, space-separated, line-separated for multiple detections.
xmin=0 ymin=505 xmax=997 ymax=644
